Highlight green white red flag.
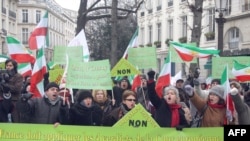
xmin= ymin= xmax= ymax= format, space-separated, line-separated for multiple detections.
xmin=155 ymin=51 xmax=171 ymax=98
xmin=29 ymin=11 xmax=48 ymax=50
xmin=170 ymin=41 xmax=219 ymax=62
xmin=232 ymin=60 xmax=250 ymax=82
xmin=6 ymin=36 xmax=35 ymax=64
xmin=122 ymin=28 xmax=138 ymax=59
xmin=30 ymin=49 xmax=47 ymax=98
xmin=221 ymin=65 xmax=235 ymax=124
xmin=18 ymin=63 xmax=32 ymax=78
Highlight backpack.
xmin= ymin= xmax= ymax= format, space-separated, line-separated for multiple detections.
xmin=191 ymin=104 xmax=208 ymax=127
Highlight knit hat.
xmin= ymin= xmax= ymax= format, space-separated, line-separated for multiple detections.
xmin=45 ymin=82 xmax=59 ymax=91
xmin=176 ymin=79 xmax=184 ymax=83
xmin=76 ymin=90 xmax=93 ymax=103
xmin=230 ymin=81 xmax=242 ymax=91
xmin=147 ymin=70 xmax=155 ymax=79
xmin=209 ymin=85 xmax=224 ymax=99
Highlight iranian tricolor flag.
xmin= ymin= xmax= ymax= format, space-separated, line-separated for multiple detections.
xmin=29 ymin=11 xmax=48 ymax=50
xmin=6 ymin=36 xmax=35 ymax=64
xmin=171 ymin=41 xmax=220 ymax=62
xmin=221 ymin=65 xmax=235 ymax=124
xmin=18 ymin=63 xmax=32 ymax=77
xmin=232 ymin=60 xmax=250 ymax=82
xmin=30 ymin=49 xmax=47 ymax=98
xmin=155 ymin=51 xmax=171 ymax=98
xmin=122 ymin=28 xmax=138 ymax=59
xmin=131 ymin=74 xmax=141 ymax=92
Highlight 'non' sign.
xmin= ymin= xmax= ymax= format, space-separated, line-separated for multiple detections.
xmin=117 ymin=69 xmax=131 ymax=75
xmin=128 ymin=120 xmax=147 ymax=127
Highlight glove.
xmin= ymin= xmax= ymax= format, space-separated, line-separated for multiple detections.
xmin=230 ymin=87 xmax=238 ymax=95
xmin=184 ymin=85 xmax=194 ymax=97
xmin=193 ymin=79 xmax=200 ymax=86
xmin=20 ymin=93 xmax=33 ymax=102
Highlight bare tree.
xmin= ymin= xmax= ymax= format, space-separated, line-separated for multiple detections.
xmin=76 ymin=0 xmax=143 ymax=67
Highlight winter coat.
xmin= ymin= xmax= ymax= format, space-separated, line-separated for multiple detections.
xmin=0 ymin=97 xmax=13 ymax=122
xmin=17 ymin=96 xmax=62 ymax=124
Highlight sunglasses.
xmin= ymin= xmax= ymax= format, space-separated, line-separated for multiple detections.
xmin=125 ymin=99 xmax=136 ymax=102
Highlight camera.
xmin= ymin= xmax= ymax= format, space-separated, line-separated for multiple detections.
xmin=0 ymin=69 xmax=10 ymax=83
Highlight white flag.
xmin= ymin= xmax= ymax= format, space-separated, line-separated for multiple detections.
xmin=68 ymin=29 xmax=90 ymax=62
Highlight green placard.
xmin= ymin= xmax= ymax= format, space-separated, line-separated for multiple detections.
xmin=111 ymin=58 xmax=141 ymax=77
xmin=0 ymin=123 xmax=223 ymax=141
xmin=67 ymin=59 xmax=113 ymax=90
xmin=49 ymin=69 xmax=64 ymax=84
xmin=53 ymin=46 xmax=67 ymax=64
xmin=212 ymin=56 xmax=250 ymax=79
xmin=128 ymin=47 xmax=157 ymax=69
xmin=67 ymin=46 xmax=83 ymax=62
xmin=114 ymin=104 xmax=160 ymax=128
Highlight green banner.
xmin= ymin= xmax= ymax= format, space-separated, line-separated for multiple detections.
xmin=53 ymin=46 xmax=67 ymax=64
xmin=66 ymin=59 xmax=113 ymax=90
xmin=53 ymin=46 xmax=83 ymax=65
xmin=0 ymin=123 xmax=223 ymax=141
xmin=212 ymin=56 xmax=250 ymax=79
xmin=128 ymin=47 xmax=157 ymax=69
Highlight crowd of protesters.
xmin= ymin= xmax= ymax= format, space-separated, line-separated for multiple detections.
xmin=0 ymin=59 xmax=250 ymax=128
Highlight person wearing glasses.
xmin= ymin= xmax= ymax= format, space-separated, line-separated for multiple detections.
xmin=102 ymin=90 xmax=136 ymax=126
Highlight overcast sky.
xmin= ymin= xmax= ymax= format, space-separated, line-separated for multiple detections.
xmin=55 ymin=0 xmax=80 ymax=11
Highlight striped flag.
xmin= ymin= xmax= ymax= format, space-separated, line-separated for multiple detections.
xmin=18 ymin=63 xmax=32 ymax=77
xmin=170 ymin=41 xmax=220 ymax=62
xmin=6 ymin=36 xmax=35 ymax=64
xmin=0 ymin=55 xmax=9 ymax=63
xmin=30 ymin=49 xmax=47 ymax=97
xmin=221 ymin=65 xmax=234 ymax=124
xmin=232 ymin=60 xmax=250 ymax=82
xmin=29 ymin=11 xmax=48 ymax=50
xmin=122 ymin=28 xmax=138 ymax=59
xmin=155 ymin=51 xmax=171 ymax=98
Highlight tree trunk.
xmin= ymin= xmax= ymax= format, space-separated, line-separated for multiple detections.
xmin=76 ymin=0 xmax=88 ymax=35
xmin=190 ymin=0 xmax=204 ymax=69
xmin=110 ymin=0 xmax=118 ymax=67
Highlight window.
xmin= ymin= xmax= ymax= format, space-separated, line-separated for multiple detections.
xmin=208 ymin=8 xmax=215 ymax=32
xmin=242 ymin=0 xmax=250 ymax=11
xmin=36 ymin=10 xmax=41 ymax=23
xmin=157 ymin=0 xmax=162 ymax=10
xmin=140 ymin=28 xmax=145 ymax=45
xmin=147 ymin=0 xmax=153 ymax=13
xmin=168 ymin=19 xmax=173 ymax=39
xmin=225 ymin=0 xmax=232 ymax=15
xmin=157 ymin=23 xmax=161 ymax=41
xmin=168 ymin=0 xmax=173 ymax=7
xmin=22 ymin=28 xmax=29 ymax=44
xmin=181 ymin=16 xmax=187 ymax=37
xmin=228 ymin=27 xmax=240 ymax=49
xmin=22 ymin=9 xmax=28 ymax=23
xmin=148 ymin=25 xmax=152 ymax=44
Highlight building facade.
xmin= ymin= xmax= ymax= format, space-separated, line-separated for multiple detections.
xmin=137 ymin=0 xmax=250 ymax=78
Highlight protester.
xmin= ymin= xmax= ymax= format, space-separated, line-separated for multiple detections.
xmin=0 ymin=92 xmax=13 ymax=122
xmin=102 ymin=90 xmax=136 ymax=126
xmin=147 ymin=82 xmax=189 ymax=127
xmin=17 ymin=82 xmax=62 ymax=124
xmin=175 ymin=79 xmax=190 ymax=108
xmin=60 ymin=90 xmax=103 ymax=126
xmin=229 ymin=81 xmax=250 ymax=125
xmin=0 ymin=59 xmax=23 ymax=122
xmin=185 ymin=85 xmax=226 ymax=127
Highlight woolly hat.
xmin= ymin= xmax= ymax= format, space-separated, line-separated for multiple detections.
xmin=147 ymin=70 xmax=155 ymax=79
xmin=176 ymin=79 xmax=184 ymax=83
xmin=45 ymin=82 xmax=59 ymax=91
xmin=209 ymin=85 xmax=224 ymax=99
xmin=230 ymin=81 xmax=242 ymax=91
xmin=76 ymin=90 xmax=93 ymax=103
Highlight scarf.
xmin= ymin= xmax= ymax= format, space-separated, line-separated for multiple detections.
xmin=169 ymin=104 xmax=181 ymax=127
xmin=207 ymin=102 xmax=226 ymax=109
